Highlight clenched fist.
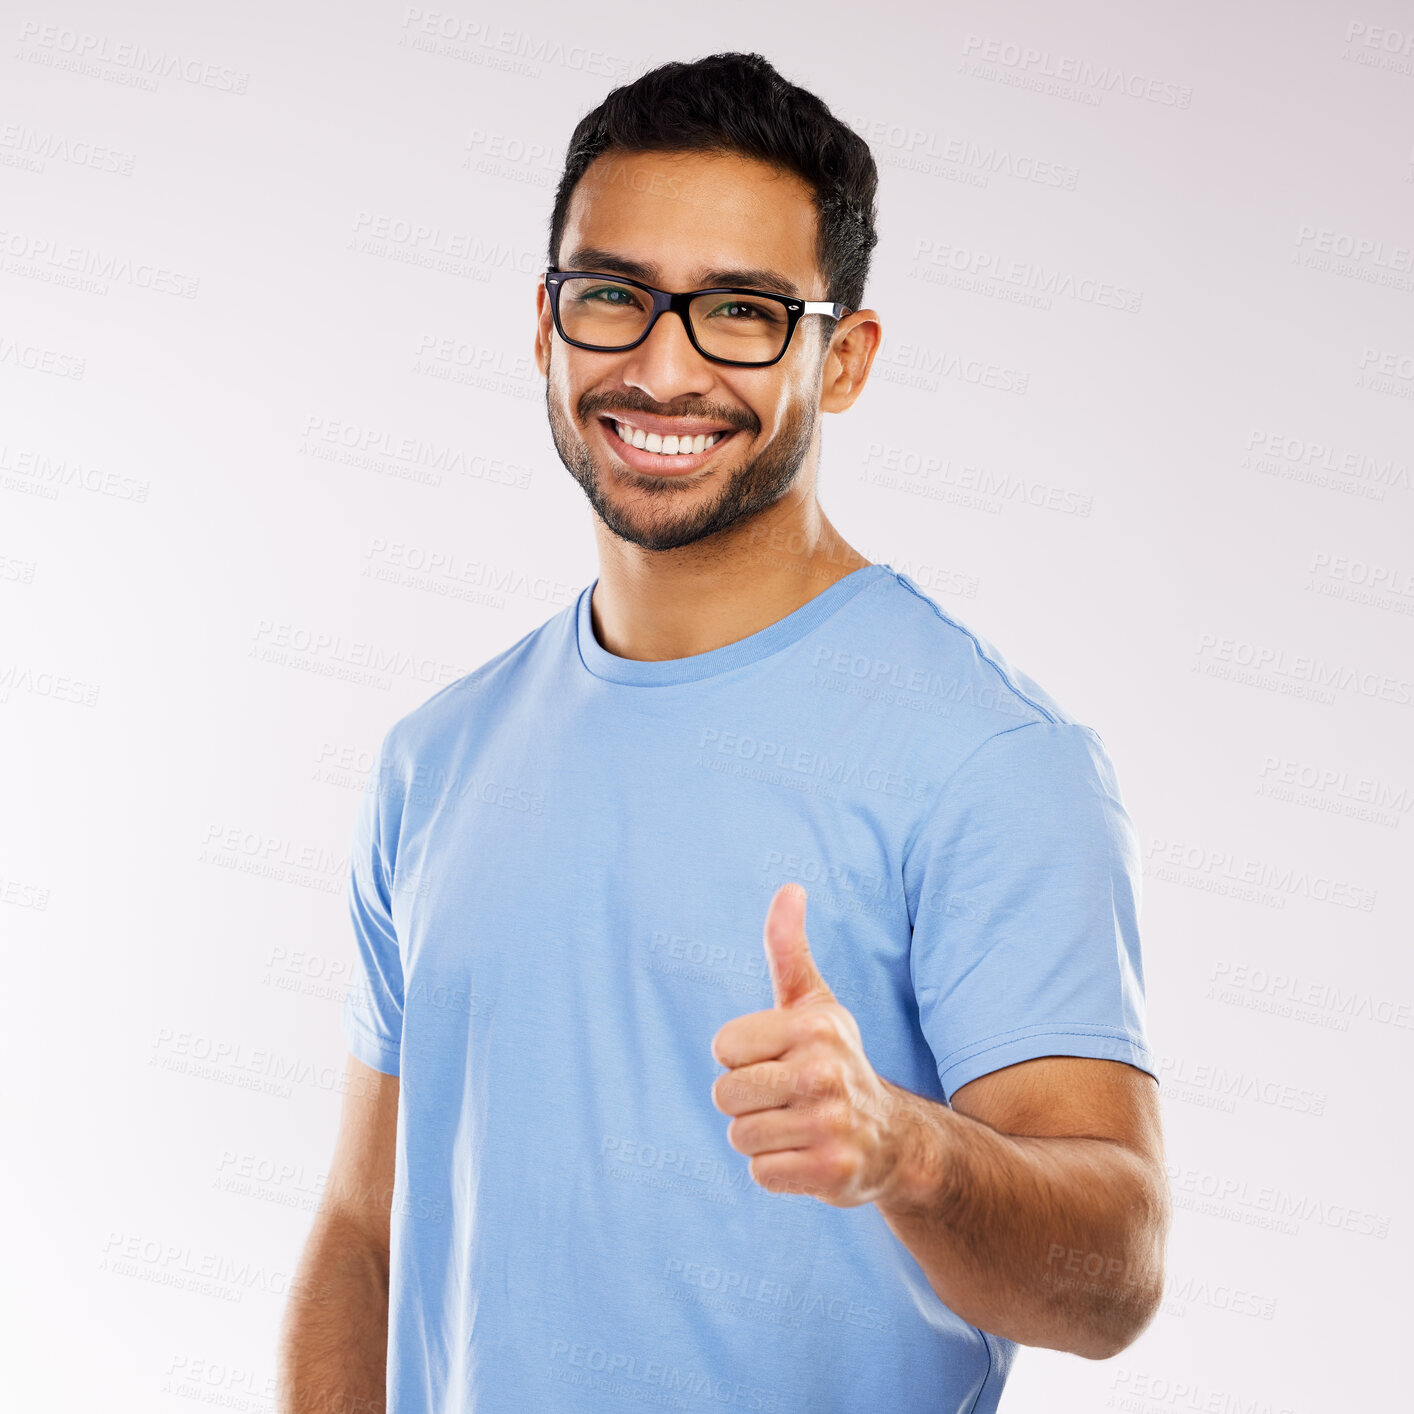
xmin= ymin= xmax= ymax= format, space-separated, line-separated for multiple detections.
xmin=709 ymin=883 xmax=910 ymax=1207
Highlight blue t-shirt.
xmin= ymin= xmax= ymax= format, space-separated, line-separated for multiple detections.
xmin=341 ymin=561 xmax=1156 ymax=1414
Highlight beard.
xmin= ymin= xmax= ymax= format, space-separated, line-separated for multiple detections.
xmin=544 ymin=350 xmax=821 ymax=553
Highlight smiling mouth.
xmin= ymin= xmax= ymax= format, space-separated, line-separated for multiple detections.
xmin=597 ymin=415 xmax=740 ymax=473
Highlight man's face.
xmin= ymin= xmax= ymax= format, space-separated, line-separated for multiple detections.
xmin=535 ymin=149 xmax=834 ymax=553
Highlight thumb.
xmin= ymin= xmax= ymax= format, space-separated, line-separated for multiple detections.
xmin=763 ymin=883 xmax=832 ymax=1009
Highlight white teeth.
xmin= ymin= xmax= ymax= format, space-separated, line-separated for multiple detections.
xmin=613 ymin=421 xmax=726 ymax=456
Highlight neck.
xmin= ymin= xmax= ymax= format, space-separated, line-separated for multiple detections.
xmin=588 ymin=491 xmax=872 ymax=663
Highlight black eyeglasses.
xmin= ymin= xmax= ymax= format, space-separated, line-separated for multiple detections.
xmin=544 ymin=268 xmax=850 ymax=368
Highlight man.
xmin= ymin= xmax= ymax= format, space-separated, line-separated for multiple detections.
xmin=279 ymin=51 xmax=1169 ymax=1414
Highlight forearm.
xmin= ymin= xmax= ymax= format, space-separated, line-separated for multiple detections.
xmin=874 ymin=1081 xmax=1168 ymax=1359
xmin=277 ymin=1213 xmax=390 ymax=1413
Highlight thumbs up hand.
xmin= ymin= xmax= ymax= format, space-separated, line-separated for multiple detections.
xmin=709 ymin=883 xmax=907 ymax=1208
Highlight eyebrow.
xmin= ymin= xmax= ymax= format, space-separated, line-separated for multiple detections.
xmin=560 ymin=246 xmax=803 ymax=298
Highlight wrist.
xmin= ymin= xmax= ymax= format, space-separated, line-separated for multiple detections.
xmin=876 ymin=1082 xmax=958 ymax=1217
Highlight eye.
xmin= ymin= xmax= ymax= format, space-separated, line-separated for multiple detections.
xmin=709 ymin=300 xmax=763 ymax=320
xmin=579 ymin=285 xmax=634 ymax=304
xmin=700 ymin=297 xmax=787 ymax=325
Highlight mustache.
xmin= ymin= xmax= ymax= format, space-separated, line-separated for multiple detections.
xmin=579 ymin=393 xmax=759 ymax=435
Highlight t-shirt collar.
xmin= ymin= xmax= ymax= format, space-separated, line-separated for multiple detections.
xmin=575 ymin=563 xmax=893 ymax=686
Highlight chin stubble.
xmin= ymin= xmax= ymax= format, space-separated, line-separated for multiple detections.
xmin=543 ymin=362 xmax=821 ymax=554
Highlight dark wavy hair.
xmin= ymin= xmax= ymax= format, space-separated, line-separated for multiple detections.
xmin=547 ymin=52 xmax=879 ymax=316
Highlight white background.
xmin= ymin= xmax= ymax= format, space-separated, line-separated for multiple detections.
xmin=3 ymin=2 xmax=1411 ymax=1409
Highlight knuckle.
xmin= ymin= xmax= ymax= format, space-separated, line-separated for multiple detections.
xmin=797 ymin=1058 xmax=841 ymax=1101
xmin=822 ymin=1143 xmax=855 ymax=1185
xmin=793 ymin=1061 xmax=825 ymax=1098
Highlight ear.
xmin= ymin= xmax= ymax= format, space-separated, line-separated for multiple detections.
xmin=818 ymin=309 xmax=882 ymax=415
xmin=534 ymin=280 xmax=553 ymax=378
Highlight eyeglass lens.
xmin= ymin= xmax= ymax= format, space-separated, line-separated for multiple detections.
xmin=556 ymin=276 xmax=790 ymax=363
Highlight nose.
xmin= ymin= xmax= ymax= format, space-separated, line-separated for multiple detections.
xmin=616 ymin=306 xmax=716 ymax=403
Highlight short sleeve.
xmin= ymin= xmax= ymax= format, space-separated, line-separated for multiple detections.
xmin=340 ymin=737 xmax=404 ymax=1076
xmin=903 ymin=720 xmax=1156 ymax=1104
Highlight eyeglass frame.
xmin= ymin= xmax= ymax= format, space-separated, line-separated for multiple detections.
xmin=543 ymin=268 xmax=851 ymax=369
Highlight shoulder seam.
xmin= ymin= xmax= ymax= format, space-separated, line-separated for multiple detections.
xmin=886 ymin=570 xmax=1059 ymax=725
